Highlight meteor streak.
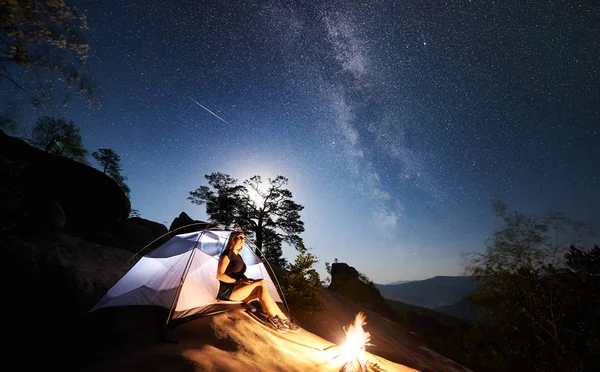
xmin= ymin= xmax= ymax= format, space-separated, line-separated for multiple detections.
xmin=189 ymin=97 xmax=230 ymax=125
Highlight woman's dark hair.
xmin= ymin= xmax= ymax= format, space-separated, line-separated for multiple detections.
xmin=224 ymin=230 xmax=244 ymax=252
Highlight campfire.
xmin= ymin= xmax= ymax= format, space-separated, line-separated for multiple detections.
xmin=329 ymin=312 xmax=380 ymax=372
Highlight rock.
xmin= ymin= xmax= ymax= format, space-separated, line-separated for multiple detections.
xmin=331 ymin=262 xmax=360 ymax=281
xmin=328 ymin=262 xmax=399 ymax=322
xmin=129 ymin=217 xmax=168 ymax=240
xmin=328 ymin=262 xmax=360 ymax=293
xmin=118 ymin=219 xmax=155 ymax=246
xmin=0 ymin=130 xmax=129 ymax=239
xmin=169 ymin=212 xmax=214 ymax=236
xmin=48 ymin=199 xmax=67 ymax=233
xmin=114 ymin=217 xmax=169 ymax=251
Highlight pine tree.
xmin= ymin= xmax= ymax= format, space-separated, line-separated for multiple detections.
xmin=92 ymin=148 xmax=121 ymax=174
xmin=92 ymin=147 xmax=130 ymax=198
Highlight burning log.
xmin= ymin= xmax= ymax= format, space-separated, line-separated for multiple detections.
xmin=329 ymin=312 xmax=384 ymax=372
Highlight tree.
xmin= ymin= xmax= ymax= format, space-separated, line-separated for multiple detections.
xmin=260 ymin=227 xmax=286 ymax=268
xmin=280 ymin=247 xmax=324 ymax=310
xmin=463 ymin=200 xmax=597 ymax=371
xmin=92 ymin=148 xmax=120 ymax=174
xmin=188 ymin=173 xmax=245 ymax=227
xmin=324 ymin=262 xmax=332 ymax=285
xmin=559 ymin=244 xmax=600 ymax=369
xmin=1 ymin=0 xmax=92 ymax=111
xmin=92 ymin=147 xmax=130 ymax=199
xmin=30 ymin=116 xmax=87 ymax=163
xmin=240 ymin=175 xmax=305 ymax=253
xmin=188 ymin=172 xmax=305 ymax=266
xmin=324 ymin=258 xmax=338 ymax=286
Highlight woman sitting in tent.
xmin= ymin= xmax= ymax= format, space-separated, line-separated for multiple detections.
xmin=216 ymin=230 xmax=299 ymax=333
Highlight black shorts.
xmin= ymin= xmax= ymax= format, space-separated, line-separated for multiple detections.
xmin=217 ymin=281 xmax=235 ymax=301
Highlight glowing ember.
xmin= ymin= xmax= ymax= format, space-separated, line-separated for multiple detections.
xmin=336 ymin=312 xmax=372 ymax=372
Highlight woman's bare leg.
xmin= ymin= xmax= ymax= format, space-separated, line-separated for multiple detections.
xmin=256 ymin=284 xmax=286 ymax=318
xmin=229 ymin=280 xmax=285 ymax=318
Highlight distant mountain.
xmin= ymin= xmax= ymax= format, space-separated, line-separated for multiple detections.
xmin=384 ymin=280 xmax=413 ymax=285
xmin=385 ymin=298 xmax=471 ymax=334
xmin=376 ymin=276 xmax=476 ymax=309
xmin=434 ymin=297 xmax=479 ymax=321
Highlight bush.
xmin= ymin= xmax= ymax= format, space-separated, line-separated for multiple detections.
xmin=279 ymin=247 xmax=324 ymax=310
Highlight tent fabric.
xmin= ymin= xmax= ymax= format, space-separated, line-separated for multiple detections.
xmin=90 ymin=229 xmax=283 ymax=321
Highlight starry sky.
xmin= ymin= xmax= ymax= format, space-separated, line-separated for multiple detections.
xmin=4 ymin=0 xmax=599 ymax=283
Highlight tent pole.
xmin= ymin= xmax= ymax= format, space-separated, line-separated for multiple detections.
xmin=161 ymin=226 xmax=210 ymax=341
xmin=251 ymin=243 xmax=293 ymax=319
xmin=112 ymin=221 xmax=216 ymax=278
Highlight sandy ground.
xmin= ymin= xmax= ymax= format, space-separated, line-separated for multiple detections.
xmin=77 ymin=291 xmax=472 ymax=372
xmin=81 ymin=309 xmax=414 ymax=372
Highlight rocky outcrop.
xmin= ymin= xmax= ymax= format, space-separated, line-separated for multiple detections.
xmin=329 ymin=262 xmax=360 ymax=285
xmin=0 ymin=130 xmax=130 ymax=238
xmin=0 ymin=130 xmax=218 ymax=254
xmin=328 ymin=262 xmax=399 ymax=322
xmin=111 ymin=217 xmax=168 ymax=251
xmin=169 ymin=211 xmax=214 ymax=236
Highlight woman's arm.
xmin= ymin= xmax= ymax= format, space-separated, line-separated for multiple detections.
xmin=216 ymin=255 xmax=238 ymax=283
xmin=241 ymin=274 xmax=255 ymax=282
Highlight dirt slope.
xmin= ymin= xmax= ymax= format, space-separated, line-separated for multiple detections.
xmin=76 ymin=291 xmax=472 ymax=372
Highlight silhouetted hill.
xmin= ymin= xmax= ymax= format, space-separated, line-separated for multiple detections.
xmin=383 ymin=298 xmax=475 ymax=370
xmin=328 ymin=262 xmax=399 ymax=321
xmin=386 ymin=298 xmax=471 ymax=334
xmin=434 ymin=297 xmax=479 ymax=321
xmin=385 ymin=280 xmax=413 ymax=285
xmin=376 ymin=276 xmax=476 ymax=308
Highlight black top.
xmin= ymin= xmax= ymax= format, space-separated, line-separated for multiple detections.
xmin=220 ymin=248 xmax=246 ymax=280
xmin=216 ymin=248 xmax=247 ymax=301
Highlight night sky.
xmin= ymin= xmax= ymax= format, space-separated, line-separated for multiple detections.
xmin=5 ymin=0 xmax=599 ymax=283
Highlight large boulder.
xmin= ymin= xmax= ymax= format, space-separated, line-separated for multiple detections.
xmin=0 ymin=130 xmax=130 ymax=238
xmin=168 ymin=212 xmax=214 ymax=236
xmin=129 ymin=217 xmax=169 ymax=243
xmin=328 ymin=262 xmax=399 ymax=321
xmin=330 ymin=262 xmax=360 ymax=284
xmin=112 ymin=217 xmax=169 ymax=252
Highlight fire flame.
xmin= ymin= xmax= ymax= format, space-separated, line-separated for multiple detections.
xmin=336 ymin=312 xmax=372 ymax=372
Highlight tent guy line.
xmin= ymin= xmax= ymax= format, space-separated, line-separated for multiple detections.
xmin=189 ymin=97 xmax=230 ymax=125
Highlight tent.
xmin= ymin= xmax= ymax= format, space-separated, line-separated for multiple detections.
xmin=89 ymin=228 xmax=283 ymax=328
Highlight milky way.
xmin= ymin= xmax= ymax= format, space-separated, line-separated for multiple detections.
xmin=2 ymin=0 xmax=598 ymax=282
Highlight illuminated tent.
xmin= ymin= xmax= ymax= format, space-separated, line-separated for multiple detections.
xmin=89 ymin=228 xmax=283 ymax=326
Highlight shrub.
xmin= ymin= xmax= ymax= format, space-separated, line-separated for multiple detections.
xmin=280 ymin=247 xmax=324 ymax=310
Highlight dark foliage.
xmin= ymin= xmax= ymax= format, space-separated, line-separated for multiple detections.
xmin=92 ymin=147 xmax=130 ymax=198
xmin=463 ymin=200 xmax=599 ymax=371
xmin=386 ymin=299 xmax=476 ymax=370
xmin=260 ymin=227 xmax=286 ymax=268
xmin=92 ymin=148 xmax=120 ymax=174
xmin=30 ymin=116 xmax=87 ymax=163
xmin=188 ymin=172 xmax=305 ymax=267
xmin=188 ymin=172 xmax=244 ymax=227
xmin=279 ymin=247 xmax=324 ymax=311
xmin=1 ymin=0 xmax=93 ymax=116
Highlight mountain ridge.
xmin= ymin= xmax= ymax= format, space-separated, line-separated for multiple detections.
xmin=375 ymin=275 xmax=476 ymax=309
